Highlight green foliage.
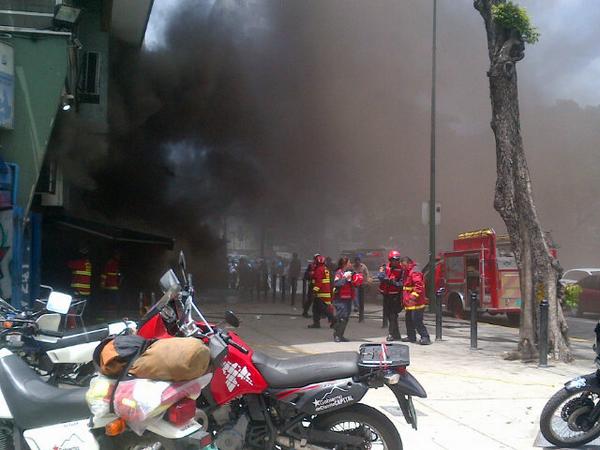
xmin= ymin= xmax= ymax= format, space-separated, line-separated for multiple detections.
xmin=564 ymin=284 xmax=582 ymax=309
xmin=491 ymin=1 xmax=540 ymax=44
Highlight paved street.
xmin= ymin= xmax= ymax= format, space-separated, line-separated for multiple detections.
xmin=196 ymin=292 xmax=599 ymax=450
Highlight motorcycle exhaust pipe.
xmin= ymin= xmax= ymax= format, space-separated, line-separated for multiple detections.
xmin=275 ymin=436 xmax=328 ymax=450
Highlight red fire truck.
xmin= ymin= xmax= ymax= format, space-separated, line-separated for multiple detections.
xmin=434 ymin=228 xmax=525 ymax=325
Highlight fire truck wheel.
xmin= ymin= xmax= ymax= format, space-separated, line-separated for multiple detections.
xmin=450 ymin=299 xmax=465 ymax=320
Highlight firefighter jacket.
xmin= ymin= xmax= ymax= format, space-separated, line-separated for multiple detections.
xmin=402 ymin=262 xmax=427 ymax=310
xmin=312 ymin=264 xmax=332 ymax=303
xmin=377 ymin=264 xmax=404 ymax=295
xmin=68 ymin=258 xmax=92 ymax=296
xmin=101 ymin=257 xmax=120 ymax=291
xmin=333 ymin=269 xmax=364 ymax=301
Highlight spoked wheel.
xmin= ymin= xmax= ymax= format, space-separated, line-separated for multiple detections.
xmin=314 ymin=404 xmax=402 ymax=450
xmin=540 ymin=387 xmax=600 ymax=448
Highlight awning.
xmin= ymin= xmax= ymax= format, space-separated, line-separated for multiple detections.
xmin=51 ymin=216 xmax=174 ymax=249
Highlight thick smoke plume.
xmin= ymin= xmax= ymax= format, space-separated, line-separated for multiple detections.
xmin=74 ymin=0 xmax=600 ymax=271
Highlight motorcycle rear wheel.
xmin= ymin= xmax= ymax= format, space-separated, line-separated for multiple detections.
xmin=314 ymin=403 xmax=402 ymax=450
xmin=540 ymin=386 xmax=600 ymax=448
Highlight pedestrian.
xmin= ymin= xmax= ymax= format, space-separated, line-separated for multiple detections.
xmin=377 ymin=250 xmax=404 ymax=341
xmin=288 ymin=252 xmax=301 ymax=305
xmin=325 ymin=256 xmax=335 ymax=275
xmin=352 ymin=256 xmax=369 ymax=320
xmin=259 ymin=259 xmax=269 ymax=299
xmin=277 ymin=258 xmax=286 ymax=302
xmin=332 ymin=256 xmax=364 ymax=342
xmin=400 ymin=256 xmax=431 ymax=345
xmin=270 ymin=259 xmax=277 ymax=301
xmin=228 ymin=258 xmax=238 ymax=289
xmin=100 ymin=249 xmax=121 ymax=316
xmin=308 ymin=255 xmax=334 ymax=329
xmin=302 ymin=254 xmax=318 ymax=318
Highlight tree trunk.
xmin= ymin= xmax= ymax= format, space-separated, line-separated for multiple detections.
xmin=474 ymin=0 xmax=571 ymax=362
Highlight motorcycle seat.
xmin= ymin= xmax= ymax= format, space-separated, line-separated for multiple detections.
xmin=0 ymin=354 xmax=89 ymax=429
xmin=38 ymin=323 xmax=110 ymax=351
xmin=252 ymin=350 xmax=359 ymax=388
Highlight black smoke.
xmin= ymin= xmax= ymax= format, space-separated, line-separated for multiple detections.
xmin=65 ymin=0 xmax=600 ymax=271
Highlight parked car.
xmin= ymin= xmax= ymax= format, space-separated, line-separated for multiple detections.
xmin=560 ymin=268 xmax=600 ymax=316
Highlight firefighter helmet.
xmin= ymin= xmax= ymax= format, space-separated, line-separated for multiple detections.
xmin=388 ymin=250 xmax=401 ymax=261
xmin=315 ymin=255 xmax=326 ymax=265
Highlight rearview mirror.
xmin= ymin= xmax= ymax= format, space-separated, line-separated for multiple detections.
xmin=159 ymin=270 xmax=180 ymax=293
xmin=46 ymin=292 xmax=73 ymax=314
xmin=224 ymin=310 xmax=240 ymax=328
xmin=179 ymin=250 xmax=187 ymax=272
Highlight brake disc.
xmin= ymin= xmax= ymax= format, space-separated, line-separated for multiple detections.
xmin=562 ymin=395 xmax=595 ymax=432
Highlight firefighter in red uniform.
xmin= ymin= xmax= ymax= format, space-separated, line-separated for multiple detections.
xmin=308 ymin=255 xmax=334 ymax=328
xmin=377 ymin=250 xmax=404 ymax=341
xmin=332 ymin=257 xmax=364 ymax=342
xmin=400 ymin=256 xmax=431 ymax=345
xmin=302 ymin=254 xmax=319 ymax=318
xmin=101 ymin=249 xmax=121 ymax=313
xmin=68 ymin=248 xmax=92 ymax=298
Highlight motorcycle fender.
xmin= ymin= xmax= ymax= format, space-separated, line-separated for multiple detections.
xmin=565 ymin=373 xmax=600 ymax=393
xmin=294 ymin=378 xmax=368 ymax=415
xmin=390 ymin=371 xmax=427 ymax=398
xmin=23 ymin=419 xmax=99 ymax=450
xmin=47 ymin=341 xmax=100 ymax=364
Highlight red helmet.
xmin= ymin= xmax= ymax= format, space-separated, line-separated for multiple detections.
xmin=315 ymin=255 xmax=326 ymax=265
xmin=388 ymin=250 xmax=401 ymax=261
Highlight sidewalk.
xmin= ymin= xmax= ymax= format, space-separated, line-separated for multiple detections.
xmin=199 ymin=295 xmax=598 ymax=449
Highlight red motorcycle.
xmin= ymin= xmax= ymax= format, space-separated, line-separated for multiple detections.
xmin=138 ymin=253 xmax=426 ymax=449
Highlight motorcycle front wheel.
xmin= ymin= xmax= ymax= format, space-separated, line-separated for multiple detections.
xmin=540 ymin=386 xmax=600 ymax=448
xmin=314 ymin=403 xmax=402 ymax=450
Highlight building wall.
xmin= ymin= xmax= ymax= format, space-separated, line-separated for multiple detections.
xmin=0 ymin=35 xmax=68 ymax=210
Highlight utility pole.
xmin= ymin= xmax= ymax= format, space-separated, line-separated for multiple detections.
xmin=427 ymin=0 xmax=438 ymax=324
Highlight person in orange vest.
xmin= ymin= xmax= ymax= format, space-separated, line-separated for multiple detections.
xmin=101 ymin=249 xmax=122 ymax=313
xmin=400 ymin=256 xmax=431 ymax=345
xmin=68 ymin=247 xmax=92 ymax=297
xmin=308 ymin=255 xmax=334 ymax=329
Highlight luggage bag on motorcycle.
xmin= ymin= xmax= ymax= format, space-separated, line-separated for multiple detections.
xmin=94 ymin=335 xmax=210 ymax=381
xmin=130 ymin=337 xmax=210 ymax=381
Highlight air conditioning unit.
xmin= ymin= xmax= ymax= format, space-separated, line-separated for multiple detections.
xmin=36 ymin=160 xmax=63 ymax=207
xmin=79 ymin=51 xmax=101 ymax=104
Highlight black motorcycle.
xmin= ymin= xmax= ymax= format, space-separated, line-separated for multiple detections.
xmin=540 ymin=322 xmax=600 ymax=447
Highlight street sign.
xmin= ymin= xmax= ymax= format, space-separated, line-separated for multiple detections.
xmin=422 ymin=202 xmax=441 ymax=226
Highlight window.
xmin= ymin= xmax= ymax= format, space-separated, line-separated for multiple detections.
xmin=446 ymin=256 xmax=464 ymax=280
xmin=579 ymin=276 xmax=600 ymax=290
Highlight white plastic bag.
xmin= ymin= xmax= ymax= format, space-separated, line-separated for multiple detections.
xmin=86 ymin=373 xmax=213 ymax=435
